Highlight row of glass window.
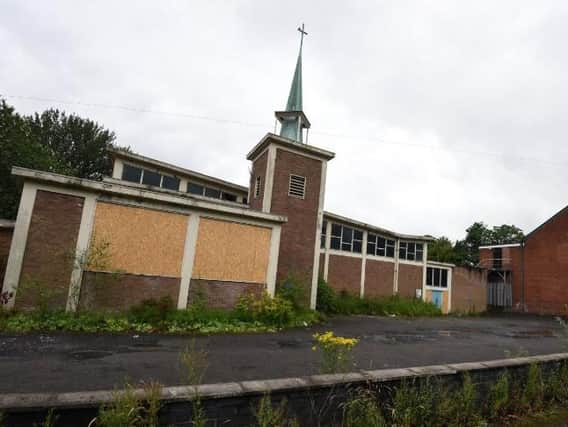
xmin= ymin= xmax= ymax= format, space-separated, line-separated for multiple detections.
xmin=426 ymin=267 xmax=448 ymax=288
xmin=320 ymin=220 xmax=424 ymax=261
xmin=122 ymin=163 xmax=240 ymax=203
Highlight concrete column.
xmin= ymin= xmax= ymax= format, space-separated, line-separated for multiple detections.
xmin=310 ymin=161 xmax=327 ymax=310
xmin=1 ymin=183 xmax=38 ymax=310
xmin=323 ymin=220 xmax=331 ymax=281
xmin=262 ymin=145 xmax=277 ymax=213
xmin=421 ymin=243 xmax=429 ymax=301
xmin=393 ymin=240 xmax=400 ymax=295
xmin=177 ymin=214 xmax=200 ymax=309
xmin=266 ymin=225 xmax=282 ymax=297
xmin=360 ymin=231 xmax=368 ymax=298
xmin=66 ymin=194 xmax=97 ymax=312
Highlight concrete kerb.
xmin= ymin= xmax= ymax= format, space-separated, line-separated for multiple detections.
xmin=2 ymin=352 xmax=567 ymax=413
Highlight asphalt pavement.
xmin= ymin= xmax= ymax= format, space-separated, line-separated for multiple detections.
xmin=0 ymin=314 xmax=564 ymax=393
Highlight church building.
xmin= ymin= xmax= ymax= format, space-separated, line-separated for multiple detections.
xmin=1 ymin=28 xmax=486 ymax=314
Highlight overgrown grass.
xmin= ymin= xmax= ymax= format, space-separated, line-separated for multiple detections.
xmin=0 ymin=295 xmax=321 ymax=335
xmin=316 ymin=279 xmax=442 ymax=317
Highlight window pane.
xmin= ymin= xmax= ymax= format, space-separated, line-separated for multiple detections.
xmin=204 ymin=187 xmax=221 ymax=198
xmin=321 ymin=234 xmax=326 ymax=249
xmin=331 ymin=223 xmax=342 ymax=237
xmin=386 ymin=245 xmax=395 ymax=258
xmin=426 ymin=268 xmax=433 ymax=286
xmin=341 ymin=242 xmax=352 ymax=251
xmin=399 ymin=245 xmax=406 ymax=259
xmin=441 ymin=269 xmax=448 ymax=288
xmin=354 ymin=230 xmax=363 ymax=241
xmin=434 ymin=268 xmax=440 ymax=287
xmin=407 ymin=251 xmax=415 ymax=261
xmin=377 ymin=246 xmax=386 ymax=257
xmin=408 ymin=243 xmax=415 ymax=254
xmin=142 ymin=170 xmax=161 ymax=186
xmin=377 ymin=237 xmax=386 ymax=250
xmin=342 ymin=227 xmax=353 ymax=243
xmin=122 ymin=164 xmax=142 ymax=183
xmin=415 ymin=248 xmax=423 ymax=262
xmin=368 ymin=233 xmax=376 ymax=245
xmin=353 ymin=240 xmax=362 ymax=253
xmin=321 ymin=220 xmax=327 ymax=234
xmin=161 ymin=175 xmax=180 ymax=191
xmin=330 ymin=237 xmax=341 ymax=250
xmin=187 ymin=183 xmax=204 ymax=195
xmin=222 ymin=192 xmax=237 ymax=202
xmin=367 ymin=241 xmax=376 ymax=255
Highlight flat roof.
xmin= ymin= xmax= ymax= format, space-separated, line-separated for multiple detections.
xmin=479 ymin=243 xmax=522 ymax=249
xmin=246 ymin=133 xmax=335 ymax=161
xmin=12 ymin=167 xmax=286 ymax=225
xmin=109 ymin=148 xmax=248 ymax=194
xmin=323 ymin=211 xmax=435 ymax=242
xmin=0 ymin=219 xmax=15 ymax=229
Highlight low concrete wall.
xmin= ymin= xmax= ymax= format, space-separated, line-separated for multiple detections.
xmin=1 ymin=353 xmax=566 ymax=427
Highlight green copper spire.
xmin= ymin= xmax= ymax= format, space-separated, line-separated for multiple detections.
xmin=284 ymin=44 xmax=303 ymax=111
xmin=278 ymin=24 xmax=310 ymax=143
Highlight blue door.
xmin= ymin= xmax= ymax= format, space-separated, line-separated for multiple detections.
xmin=432 ymin=291 xmax=443 ymax=309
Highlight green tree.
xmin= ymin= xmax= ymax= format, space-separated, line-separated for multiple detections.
xmin=0 ymin=98 xmax=121 ymax=219
xmin=427 ymin=236 xmax=455 ymax=263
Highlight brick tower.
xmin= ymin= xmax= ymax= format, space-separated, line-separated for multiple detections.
xmin=247 ymin=25 xmax=334 ymax=308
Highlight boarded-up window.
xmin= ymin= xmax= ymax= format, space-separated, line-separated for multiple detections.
xmin=192 ymin=218 xmax=271 ymax=284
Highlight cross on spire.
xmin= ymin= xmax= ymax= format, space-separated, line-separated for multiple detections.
xmin=298 ymin=23 xmax=308 ymax=48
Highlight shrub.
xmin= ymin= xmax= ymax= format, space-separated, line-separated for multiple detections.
xmin=316 ymin=278 xmax=338 ymax=314
xmin=276 ymin=273 xmax=309 ymax=310
xmin=236 ymin=292 xmax=294 ymax=328
xmin=127 ymin=296 xmax=174 ymax=324
xmin=252 ymin=394 xmax=298 ymax=427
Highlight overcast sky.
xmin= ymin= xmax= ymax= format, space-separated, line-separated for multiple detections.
xmin=2 ymin=1 xmax=568 ymax=240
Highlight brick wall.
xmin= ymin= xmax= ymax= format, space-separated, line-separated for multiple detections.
xmin=326 ymin=254 xmax=362 ymax=296
xmin=270 ymin=148 xmax=322 ymax=284
xmin=17 ymin=190 xmax=84 ymax=310
xmin=397 ymin=263 xmax=423 ymax=298
xmin=79 ymin=271 xmax=180 ymax=311
xmin=0 ymin=227 xmax=13 ymax=288
xmin=524 ymin=209 xmax=568 ymax=315
xmin=364 ymin=259 xmax=394 ymax=298
xmin=249 ymin=150 xmax=267 ymax=211
xmin=189 ymin=279 xmax=264 ymax=309
xmin=451 ymin=267 xmax=487 ymax=313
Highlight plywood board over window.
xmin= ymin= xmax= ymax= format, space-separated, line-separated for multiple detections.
xmin=192 ymin=218 xmax=271 ymax=284
xmin=90 ymin=202 xmax=188 ymax=277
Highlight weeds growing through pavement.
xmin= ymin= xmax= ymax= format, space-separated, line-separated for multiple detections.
xmin=179 ymin=341 xmax=209 ymax=427
xmin=312 ymin=331 xmax=359 ymax=374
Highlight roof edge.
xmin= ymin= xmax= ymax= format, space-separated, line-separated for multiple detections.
xmin=246 ymin=133 xmax=335 ymax=161
xmin=323 ymin=211 xmax=435 ymax=242
xmin=109 ymin=148 xmax=248 ymax=193
xmin=11 ymin=167 xmax=287 ymax=224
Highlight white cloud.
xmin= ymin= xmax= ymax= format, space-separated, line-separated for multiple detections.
xmin=2 ymin=0 xmax=568 ymax=239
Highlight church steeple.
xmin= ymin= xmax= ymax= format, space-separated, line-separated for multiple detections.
xmin=276 ymin=24 xmax=311 ymax=144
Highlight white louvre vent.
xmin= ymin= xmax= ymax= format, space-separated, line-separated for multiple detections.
xmin=288 ymin=174 xmax=306 ymax=198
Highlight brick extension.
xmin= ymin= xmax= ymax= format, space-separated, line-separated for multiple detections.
xmin=364 ymin=259 xmax=395 ymax=297
xmin=326 ymin=255 xmax=362 ymax=295
xmin=397 ymin=263 xmax=424 ymax=298
xmin=17 ymin=190 xmax=84 ymax=310
xmin=189 ymin=279 xmax=264 ymax=309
